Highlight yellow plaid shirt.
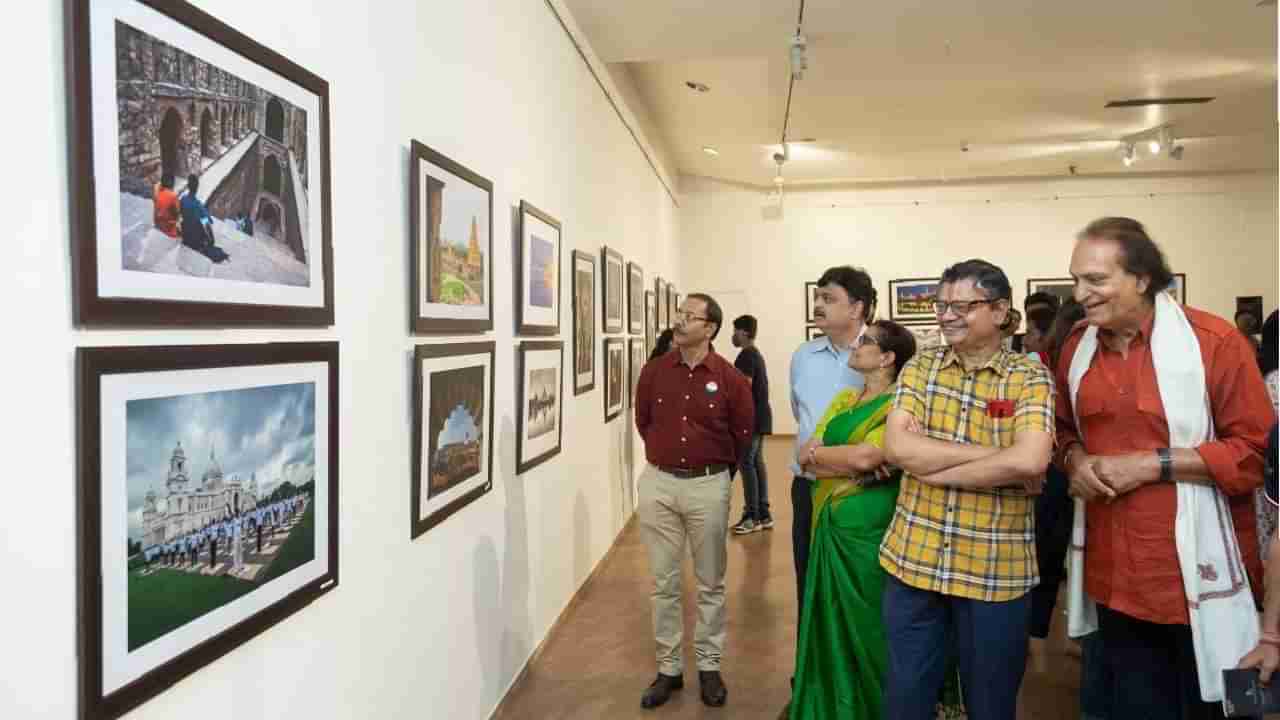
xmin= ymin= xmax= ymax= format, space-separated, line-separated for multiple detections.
xmin=878 ymin=345 xmax=1055 ymax=601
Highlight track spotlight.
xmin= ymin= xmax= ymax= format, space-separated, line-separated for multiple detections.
xmin=1121 ymin=143 xmax=1136 ymax=167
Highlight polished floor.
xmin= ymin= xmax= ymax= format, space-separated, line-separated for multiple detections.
xmin=494 ymin=436 xmax=1082 ymax=719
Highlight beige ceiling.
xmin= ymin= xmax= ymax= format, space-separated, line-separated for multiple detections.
xmin=563 ymin=0 xmax=1279 ymax=187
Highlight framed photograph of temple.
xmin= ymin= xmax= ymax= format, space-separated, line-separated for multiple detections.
xmin=410 ymin=141 xmax=493 ymax=334
xmin=888 ymin=278 xmax=942 ymax=324
xmin=604 ymin=337 xmax=625 ymax=422
xmin=77 ymin=341 xmax=338 ymax=720
xmin=602 ymin=246 xmax=624 ymax=334
xmin=645 ymin=290 xmax=657 ymax=356
xmin=571 ymin=250 xmax=596 ymax=396
xmin=1026 ymin=278 xmax=1076 ymax=308
xmin=412 ymin=342 xmax=495 ymax=539
xmin=68 ymin=0 xmax=334 ymax=326
xmin=516 ymin=201 xmax=561 ymax=336
xmin=516 ymin=341 xmax=563 ymax=474
xmin=629 ymin=338 xmax=645 ymax=407
xmin=627 ymin=262 xmax=645 ymax=335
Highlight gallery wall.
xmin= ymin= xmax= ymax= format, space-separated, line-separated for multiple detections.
xmin=1 ymin=1 xmax=678 ymax=719
xmin=679 ymin=172 xmax=1279 ymax=436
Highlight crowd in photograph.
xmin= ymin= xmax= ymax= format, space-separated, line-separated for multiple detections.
xmin=141 ymin=494 xmax=306 ymax=578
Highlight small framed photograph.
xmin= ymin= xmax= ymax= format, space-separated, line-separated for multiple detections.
xmin=78 ymin=341 xmax=338 ymax=720
xmin=604 ymin=337 xmax=626 ymax=422
xmin=888 ymin=278 xmax=942 ymax=324
xmin=629 ymin=338 xmax=646 ymax=407
xmin=664 ymin=282 xmax=675 ymax=328
xmin=1025 ymin=277 xmax=1076 ymax=307
xmin=653 ymin=276 xmax=665 ymax=329
xmin=515 ymin=201 xmax=561 ymax=336
xmin=516 ymin=341 xmax=563 ymax=474
xmin=412 ymin=342 xmax=495 ymax=539
xmin=601 ymin=247 xmax=625 ymax=334
xmin=69 ymin=0 xmax=334 ymax=326
xmin=410 ymin=141 xmax=493 ymax=334
xmin=806 ymin=325 xmax=825 ymax=341
xmin=805 ymin=281 xmax=820 ymax=323
xmin=1165 ymin=273 xmax=1187 ymax=304
xmin=627 ymin=262 xmax=645 ymax=335
xmin=645 ymin=291 xmax=657 ymax=356
xmin=571 ymin=250 xmax=596 ymax=395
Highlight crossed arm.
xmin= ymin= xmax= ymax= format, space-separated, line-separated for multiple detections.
xmin=883 ymin=409 xmax=1053 ymax=492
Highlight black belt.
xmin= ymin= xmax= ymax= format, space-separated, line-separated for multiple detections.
xmin=658 ymin=463 xmax=730 ymax=479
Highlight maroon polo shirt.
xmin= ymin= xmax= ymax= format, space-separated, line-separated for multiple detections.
xmin=635 ymin=347 xmax=754 ymax=470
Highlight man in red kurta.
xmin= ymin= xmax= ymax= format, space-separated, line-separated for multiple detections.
xmin=1055 ymin=217 xmax=1272 ymax=718
xmin=634 ymin=292 xmax=753 ymax=710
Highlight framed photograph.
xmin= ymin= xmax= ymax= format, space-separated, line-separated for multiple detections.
xmin=410 ymin=141 xmax=493 ymax=334
xmin=601 ymin=247 xmax=625 ymax=334
xmin=663 ymin=282 xmax=674 ymax=329
xmin=515 ymin=201 xmax=561 ymax=336
xmin=1166 ymin=273 xmax=1187 ymax=304
xmin=653 ymin=276 xmax=665 ymax=329
xmin=77 ymin=341 xmax=338 ymax=720
xmin=412 ymin=342 xmax=495 ymax=539
xmin=888 ymin=278 xmax=942 ymax=324
xmin=604 ymin=337 xmax=626 ymax=422
xmin=629 ymin=338 xmax=645 ymax=407
xmin=806 ymin=325 xmax=825 ymax=341
xmin=627 ymin=262 xmax=645 ymax=335
xmin=645 ymin=291 xmax=657 ymax=357
xmin=805 ymin=281 xmax=820 ymax=323
xmin=571 ymin=250 xmax=596 ymax=396
xmin=69 ymin=0 xmax=334 ymax=326
xmin=1026 ymin=278 xmax=1076 ymax=308
xmin=516 ymin=341 xmax=563 ymax=474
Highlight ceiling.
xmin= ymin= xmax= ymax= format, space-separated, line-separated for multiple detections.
xmin=563 ymin=0 xmax=1279 ymax=187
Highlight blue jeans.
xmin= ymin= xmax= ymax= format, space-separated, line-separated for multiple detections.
xmin=883 ymin=575 xmax=1030 ymax=720
xmin=739 ymin=434 xmax=770 ymax=520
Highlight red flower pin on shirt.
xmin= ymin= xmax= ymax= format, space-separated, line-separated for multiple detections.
xmin=986 ymin=400 xmax=1015 ymax=418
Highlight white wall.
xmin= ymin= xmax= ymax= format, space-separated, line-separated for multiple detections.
xmin=0 ymin=1 xmax=677 ymax=719
xmin=680 ymin=172 xmax=1278 ymax=436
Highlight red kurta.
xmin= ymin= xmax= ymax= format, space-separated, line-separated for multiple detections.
xmin=1054 ymin=306 xmax=1272 ymax=625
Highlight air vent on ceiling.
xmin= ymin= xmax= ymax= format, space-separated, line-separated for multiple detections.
xmin=1105 ymin=97 xmax=1215 ymax=108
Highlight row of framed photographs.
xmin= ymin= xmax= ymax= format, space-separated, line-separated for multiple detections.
xmin=804 ymin=274 xmax=1189 ymax=326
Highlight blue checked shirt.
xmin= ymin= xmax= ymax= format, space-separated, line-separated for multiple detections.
xmin=789 ymin=333 xmax=864 ymax=477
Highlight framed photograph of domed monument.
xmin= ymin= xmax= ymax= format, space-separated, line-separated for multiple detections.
xmin=77 ymin=341 xmax=338 ymax=720
xmin=411 ymin=141 xmax=494 ymax=334
xmin=69 ymin=0 xmax=334 ymax=326
xmin=516 ymin=201 xmax=561 ymax=336
xmin=412 ymin=342 xmax=496 ymax=539
xmin=516 ymin=341 xmax=564 ymax=474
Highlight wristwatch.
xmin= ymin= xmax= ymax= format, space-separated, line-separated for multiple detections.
xmin=1156 ymin=447 xmax=1173 ymax=483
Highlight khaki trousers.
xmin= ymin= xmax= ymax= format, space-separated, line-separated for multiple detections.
xmin=638 ymin=465 xmax=731 ymax=675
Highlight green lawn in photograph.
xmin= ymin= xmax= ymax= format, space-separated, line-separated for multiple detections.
xmin=256 ymin=501 xmax=315 ymax=585
xmin=128 ymin=570 xmax=255 ymax=651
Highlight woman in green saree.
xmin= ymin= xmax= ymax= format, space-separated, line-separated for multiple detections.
xmin=788 ymin=321 xmax=965 ymax=720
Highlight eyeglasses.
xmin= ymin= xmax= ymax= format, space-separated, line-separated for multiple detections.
xmin=932 ymin=299 xmax=998 ymax=316
xmin=856 ymin=334 xmax=883 ymax=348
xmin=674 ymin=310 xmax=709 ymax=324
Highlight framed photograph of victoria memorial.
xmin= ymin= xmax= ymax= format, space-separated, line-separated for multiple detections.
xmin=601 ymin=246 xmax=625 ymax=334
xmin=69 ymin=0 xmax=334 ymax=326
xmin=516 ymin=201 xmax=561 ymax=336
xmin=77 ymin=341 xmax=338 ymax=720
xmin=410 ymin=141 xmax=494 ymax=334
xmin=627 ymin=261 xmax=645 ymax=335
xmin=604 ymin=337 xmax=626 ymax=422
xmin=571 ymin=250 xmax=596 ymax=396
xmin=516 ymin=341 xmax=564 ymax=474
xmin=888 ymin=277 xmax=942 ymax=324
xmin=412 ymin=342 xmax=496 ymax=538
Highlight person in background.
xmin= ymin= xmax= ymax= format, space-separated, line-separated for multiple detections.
xmin=1237 ymin=424 xmax=1280 ymax=683
xmin=1022 ymin=305 xmax=1056 ymax=366
xmin=1025 ymin=291 xmax=1062 ymax=317
xmin=152 ymin=172 xmax=180 ymax=239
xmin=1257 ymin=309 xmax=1279 ymax=566
xmin=730 ymin=315 xmax=775 ymax=535
xmin=179 ymin=174 xmax=215 ymax=251
xmin=1001 ymin=307 xmax=1023 ymax=352
xmin=649 ymin=329 xmax=674 ymax=362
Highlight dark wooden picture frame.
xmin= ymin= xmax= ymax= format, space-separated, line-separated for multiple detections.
xmin=571 ymin=250 xmax=596 ymax=396
xmin=411 ymin=342 xmax=496 ymax=539
xmin=1025 ymin=277 xmax=1076 ymax=308
xmin=806 ymin=325 xmax=825 ymax=341
xmin=628 ymin=337 xmax=645 ymax=408
xmin=601 ymin=246 xmax=625 ymax=334
xmin=410 ymin=141 xmax=494 ymax=334
xmin=653 ymin=276 xmax=665 ymax=329
xmin=645 ymin=290 xmax=657 ymax=357
xmin=77 ymin=341 xmax=339 ymax=720
xmin=68 ymin=0 xmax=335 ymax=327
xmin=627 ymin=261 xmax=645 ymax=335
xmin=805 ymin=281 xmax=820 ymax=323
xmin=515 ymin=200 xmax=562 ymax=336
xmin=516 ymin=341 xmax=564 ymax=474
xmin=1166 ymin=273 xmax=1187 ymax=305
xmin=888 ymin=277 xmax=942 ymax=324
xmin=603 ymin=337 xmax=626 ymax=422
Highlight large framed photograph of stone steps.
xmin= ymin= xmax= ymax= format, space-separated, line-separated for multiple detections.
xmin=68 ymin=0 xmax=334 ymax=326
xmin=77 ymin=341 xmax=338 ymax=720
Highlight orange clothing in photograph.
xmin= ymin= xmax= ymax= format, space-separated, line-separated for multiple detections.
xmin=153 ymin=183 xmax=180 ymax=238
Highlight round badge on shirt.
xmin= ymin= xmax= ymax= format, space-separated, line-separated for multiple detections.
xmin=705 ymin=381 xmax=719 ymax=394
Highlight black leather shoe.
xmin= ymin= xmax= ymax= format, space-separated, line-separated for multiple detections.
xmin=699 ymin=670 xmax=727 ymax=707
xmin=640 ymin=673 xmax=683 ymax=709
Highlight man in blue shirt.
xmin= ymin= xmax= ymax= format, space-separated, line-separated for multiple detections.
xmin=179 ymin=174 xmax=214 ymax=251
xmin=789 ymin=266 xmax=874 ymax=616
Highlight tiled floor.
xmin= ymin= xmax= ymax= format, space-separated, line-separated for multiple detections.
xmin=494 ymin=436 xmax=1083 ymax=719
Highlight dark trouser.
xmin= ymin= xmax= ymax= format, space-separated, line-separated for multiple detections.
xmin=1030 ymin=465 xmax=1072 ymax=638
xmin=739 ymin=434 xmax=771 ymax=521
xmin=1079 ymin=631 xmax=1112 ymax=720
xmin=1096 ymin=605 xmax=1242 ymax=720
xmin=883 ymin=575 xmax=1030 ymax=720
xmin=790 ymin=476 xmax=812 ymax=617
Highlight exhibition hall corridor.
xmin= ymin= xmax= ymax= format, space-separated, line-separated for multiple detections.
xmin=494 ymin=437 xmax=1083 ymax=719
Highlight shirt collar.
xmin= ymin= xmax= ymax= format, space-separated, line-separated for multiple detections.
xmin=667 ymin=347 xmax=718 ymax=370
xmin=810 ymin=326 xmax=864 ymax=355
xmin=1098 ymin=307 xmax=1156 ymax=343
xmin=940 ymin=345 xmax=1014 ymax=377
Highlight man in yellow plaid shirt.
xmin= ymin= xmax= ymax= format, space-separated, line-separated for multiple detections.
xmin=881 ymin=259 xmax=1055 ymax=720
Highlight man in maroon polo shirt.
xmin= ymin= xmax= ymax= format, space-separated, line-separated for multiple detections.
xmin=634 ymin=292 xmax=754 ymax=710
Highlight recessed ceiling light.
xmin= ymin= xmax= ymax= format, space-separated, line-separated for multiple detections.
xmin=701 ymin=146 xmax=719 ymax=157
xmin=685 ymin=81 xmax=710 ymax=93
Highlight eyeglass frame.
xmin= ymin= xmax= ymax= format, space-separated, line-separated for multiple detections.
xmin=932 ymin=298 xmax=1002 ymax=316
xmin=673 ymin=310 xmax=710 ymax=324
xmin=855 ymin=332 xmax=883 ymax=349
